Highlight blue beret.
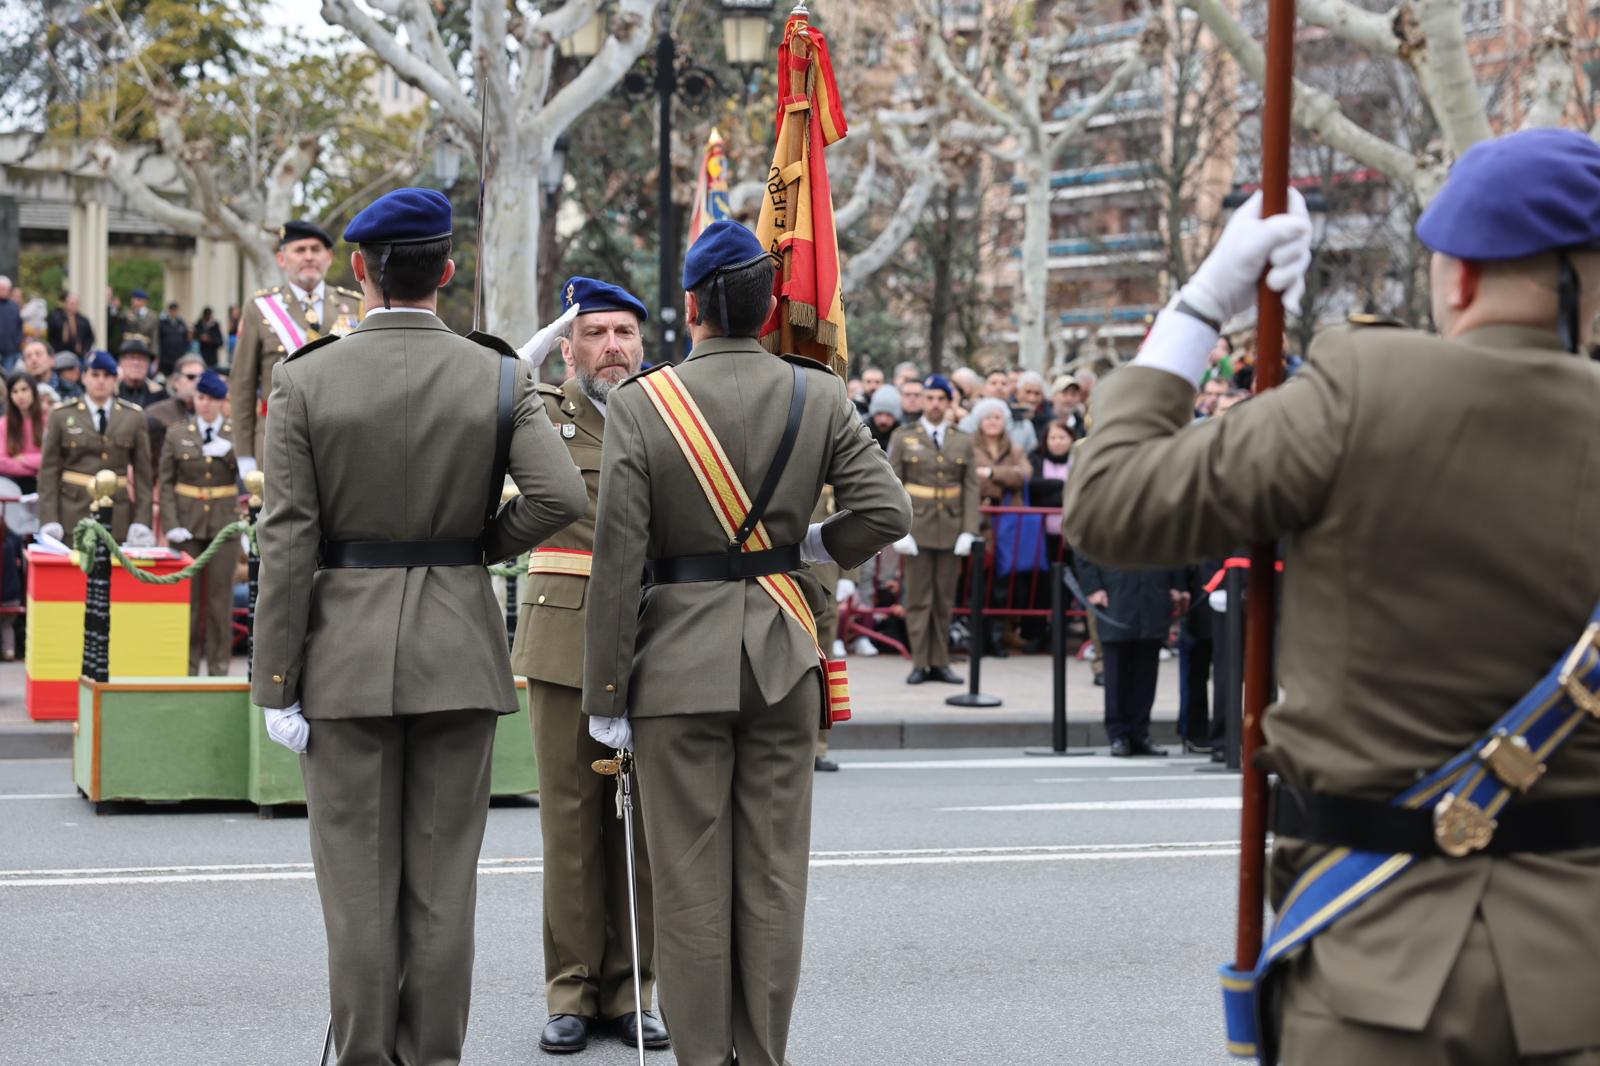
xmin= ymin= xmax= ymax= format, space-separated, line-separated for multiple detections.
xmin=279 ymin=219 xmax=333 ymax=248
xmin=923 ymin=374 xmax=954 ymax=398
xmin=85 ymin=351 xmax=117 ymax=374
xmin=683 ymin=221 xmax=770 ymax=291
xmin=344 ymin=188 xmax=452 ymax=245
xmin=1417 ymin=129 xmax=1600 ymax=260
xmin=195 ymin=369 xmax=228 ymax=399
xmin=562 ymin=276 xmax=648 ymax=321
xmin=130 ymin=289 xmax=148 ymax=300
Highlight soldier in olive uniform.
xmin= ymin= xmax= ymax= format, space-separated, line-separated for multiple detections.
xmin=510 ymin=276 xmax=668 ymax=1055
xmin=37 ymin=350 xmax=155 ymax=545
xmin=584 ymin=222 xmax=910 ymax=1066
xmin=251 ymin=189 xmax=585 ymax=1066
xmin=157 ymin=369 xmax=241 ymax=676
xmin=230 ymin=220 xmax=362 ymax=473
xmin=1063 ymin=130 xmax=1600 ymax=1065
xmin=886 ymin=374 xmax=980 ymax=685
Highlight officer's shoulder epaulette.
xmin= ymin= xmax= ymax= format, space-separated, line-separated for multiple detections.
xmin=285 ymin=333 xmax=340 ymax=364
xmin=333 ymin=285 xmax=363 ymax=301
xmin=1347 ymin=312 xmax=1404 ymax=328
xmin=464 ymin=330 xmax=518 ymax=358
xmin=534 ymin=381 xmax=564 ymax=399
xmin=114 ymin=398 xmax=140 ymax=412
xmin=887 ymin=422 xmax=915 ymax=439
xmin=780 ymin=353 xmax=831 ymax=375
xmin=617 ymin=363 xmax=671 ymax=390
xmin=252 ymin=285 xmax=280 ymax=298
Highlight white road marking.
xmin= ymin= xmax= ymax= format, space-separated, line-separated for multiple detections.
xmin=1032 ymin=775 xmax=1240 ymax=784
xmin=840 ymin=756 xmax=1210 ymax=771
xmin=0 ymin=793 xmax=79 ymax=800
xmin=0 ymin=841 xmax=1237 ymax=888
xmin=944 ymin=797 xmax=1244 ymax=813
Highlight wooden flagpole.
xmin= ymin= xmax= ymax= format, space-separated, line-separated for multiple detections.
xmin=1235 ymin=0 xmax=1298 ymax=972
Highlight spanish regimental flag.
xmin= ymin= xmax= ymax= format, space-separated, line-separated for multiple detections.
xmin=688 ymin=128 xmax=733 ymax=245
xmin=756 ymin=8 xmax=849 ymax=377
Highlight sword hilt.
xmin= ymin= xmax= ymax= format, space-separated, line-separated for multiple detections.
xmin=591 ymin=752 xmax=635 ymax=777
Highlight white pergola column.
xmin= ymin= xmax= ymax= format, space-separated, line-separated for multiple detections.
xmin=68 ymin=194 xmax=109 ymax=348
xmin=189 ymin=236 xmax=240 ymax=322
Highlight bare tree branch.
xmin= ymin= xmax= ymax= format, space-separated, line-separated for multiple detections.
xmin=834 ymin=137 xmax=878 ymax=231
xmin=321 ymin=0 xmax=477 ymax=129
xmin=1522 ymin=16 xmax=1577 ymax=129
xmin=843 ymin=137 xmax=943 ymax=293
xmin=1409 ymin=0 xmax=1492 ymax=151
xmin=924 ymin=16 xmax=1021 ymax=133
xmin=1046 ymin=48 xmax=1150 ymax=159
xmin=1298 ymin=0 xmax=1399 ymax=55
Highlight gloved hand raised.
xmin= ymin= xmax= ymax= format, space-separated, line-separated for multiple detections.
xmin=1181 ymin=189 xmax=1313 ymax=324
xmin=518 ymin=304 xmax=582 ymax=368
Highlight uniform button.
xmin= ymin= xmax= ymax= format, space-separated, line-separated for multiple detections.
xmin=205 ymin=457 xmax=212 ymax=465
xmin=537 ymin=594 xmax=546 ymax=604
xmin=101 ymin=452 xmax=108 ymax=459
xmin=203 ymin=504 xmax=211 ymax=512
xmin=605 ymin=683 xmax=616 ymax=693
xmin=272 ymin=674 xmax=283 ymax=683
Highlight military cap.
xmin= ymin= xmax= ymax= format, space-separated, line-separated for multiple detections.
xmin=118 ymin=335 xmax=155 ymax=360
xmin=1417 ymin=129 xmax=1600 ymax=260
xmin=53 ymin=351 xmax=80 ymax=371
xmin=195 ymin=369 xmax=228 ymax=399
xmin=85 ymin=351 xmax=117 ymax=375
xmin=683 ymin=220 xmax=770 ymax=291
xmin=130 ymin=288 xmax=148 ymax=300
xmin=562 ymin=276 xmax=648 ymax=321
xmin=923 ymin=373 xmax=955 ymax=398
xmin=343 ymin=188 xmax=452 ymax=245
xmin=278 ymin=220 xmax=335 ymax=249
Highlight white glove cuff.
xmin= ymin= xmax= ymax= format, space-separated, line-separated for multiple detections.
xmin=1131 ymin=304 xmax=1222 ymax=390
xmin=801 ymin=522 xmax=834 ymax=565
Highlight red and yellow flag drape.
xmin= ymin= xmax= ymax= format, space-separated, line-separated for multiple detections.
xmin=755 ymin=8 xmax=849 ymax=377
xmin=688 ymin=128 xmax=733 ymax=246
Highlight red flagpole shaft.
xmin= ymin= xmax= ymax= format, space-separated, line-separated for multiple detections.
xmin=1236 ymin=0 xmax=1297 ymax=972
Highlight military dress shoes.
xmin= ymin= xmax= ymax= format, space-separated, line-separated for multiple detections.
xmin=614 ymin=1010 xmax=671 ymax=1050
xmin=927 ymin=666 xmax=964 ymax=685
xmin=906 ymin=668 xmax=929 ymax=685
xmin=1132 ymin=735 xmax=1169 ymax=757
xmin=540 ymin=1014 xmax=593 ymax=1054
xmin=815 ymin=756 xmax=840 ymax=772
xmin=1110 ymin=737 xmax=1135 ymax=758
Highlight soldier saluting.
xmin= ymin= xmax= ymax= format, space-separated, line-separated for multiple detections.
xmin=583 ymin=221 xmax=910 ymax=1066
xmin=251 ymin=188 xmax=584 ymax=1066
xmin=1064 ymin=129 xmax=1600 ymax=1064
xmin=230 ymin=219 xmax=362 ymax=473
xmin=37 ymin=350 xmax=155 ymax=546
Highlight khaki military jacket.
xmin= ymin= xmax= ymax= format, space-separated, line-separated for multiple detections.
xmin=38 ymin=397 xmax=153 ymax=541
xmin=583 ymin=336 xmax=911 ymax=719
xmin=157 ymin=416 xmax=242 ymax=540
xmin=143 ymin=395 xmax=192 ymax=461
xmin=886 ymin=421 xmax=980 ymax=551
xmin=510 ymin=377 xmax=605 ymax=691
xmin=250 ymin=310 xmax=585 ymax=719
xmin=1062 ymin=323 xmax=1600 ymax=1054
xmin=230 ymin=283 xmax=362 ymax=462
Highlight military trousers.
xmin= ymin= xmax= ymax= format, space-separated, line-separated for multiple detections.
xmin=300 ymin=708 xmax=498 ymax=1066
xmin=632 ymin=653 xmax=818 ymax=1066
xmin=904 ymin=548 xmax=960 ymax=669
xmin=1280 ymin=918 xmax=1600 ymax=1065
xmin=529 ymin=679 xmax=656 ymax=1020
xmin=185 ymin=534 xmax=240 ymax=676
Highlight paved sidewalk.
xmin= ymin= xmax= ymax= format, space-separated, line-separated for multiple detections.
xmin=0 ymin=648 xmax=1186 ymax=758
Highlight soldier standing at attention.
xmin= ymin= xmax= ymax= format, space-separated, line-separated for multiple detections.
xmin=230 ymin=220 xmax=362 ymax=473
xmin=583 ymin=221 xmax=909 ymax=1066
xmin=1063 ymin=128 xmax=1600 ymax=1065
xmin=251 ymin=188 xmax=584 ymax=1066
xmin=157 ymin=368 xmax=240 ymax=677
xmin=510 ymin=276 xmax=668 ymax=1056
xmin=887 ymin=374 xmax=980 ymax=685
xmin=37 ymin=350 xmax=154 ymax=546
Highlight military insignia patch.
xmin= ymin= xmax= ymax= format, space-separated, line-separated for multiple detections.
xmin=562 ymin=423 xmax=576 ymax=439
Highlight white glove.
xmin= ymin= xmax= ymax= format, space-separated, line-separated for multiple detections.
xmin=237 ymin=456 xmax=258 ymax=478
xmin=126 ymin=523 xmax=155 ymax=548
xmin=588 ymin=715 xmax=633 ymax=753
xmin=835 ymin=578 xmax=857 ymax=604
xmin=953 ymin=532 xmax=977 ymax=557
xmin=201 ymin=437 xmax=232 ymax=458
xmin=518 ymin=303 xmax=582 ymax=368
xmin=39 ymin=522 xmax=64 ymax=542
xmin=801 ymin=521 xmax=834 ymax=565
xmin=1209 ymin=589 xmax=1228 ymax=614
xmin=1182 ymin=188 xmax=1312 ymax=323
xmin=264 ymin=703 xmax=309 ymax=754
xmin=165 ymin=527 xmax=193 ymax=544
xmin=891 ymin=534 xmax=918 ymax=557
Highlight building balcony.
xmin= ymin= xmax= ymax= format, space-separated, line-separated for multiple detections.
xmin=1011 ymin=161 xmax=1149 ymax=194
xmin=1053 ymin=89 xmax=1160 ymax=121
xmin=1058 ymin=305 xmax=1161 ymax=326
xmin=1045 ymin=232 xmax=1163 ymax=257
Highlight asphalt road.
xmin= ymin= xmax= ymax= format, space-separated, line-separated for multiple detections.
xmin=0 ymin=750 xmax=1244 ymax=1066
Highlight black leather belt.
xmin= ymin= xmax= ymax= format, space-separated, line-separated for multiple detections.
xmin=1271 ymin=785 xmax=1600 ymax=857
xmin=644 ymin=544 xmax=802 ymax=585
xmin=320 ymin=538 xmax=484 ymax=569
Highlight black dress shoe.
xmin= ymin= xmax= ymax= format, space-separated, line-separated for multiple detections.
xmin=1110 ymin=737 xmax=1134 ymax=757
xmin=1132 ymin=735 xmax=1169 ymax=757
xmin=540 ymin=1014 xmax=592 ymax=1054
xmin=814 ymin=756 xmax=839 ymax=772
xmin=614 ymin=1010 xmax=671 ymax=1050
xmin=1211 ymin=747 xmax=1228 ymax=764
xmin=1093 ymin=673 xmax=1106 ymax=687
xmin=1182 ymin=738 xmax=1213 ymax=754
xmin=928 ymin=666 xmax=965 ymax=684
xmin=906 ymin=668 xmax=928 ymax=685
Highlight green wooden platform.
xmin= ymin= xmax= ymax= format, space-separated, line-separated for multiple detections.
xmin=73 ymin=677 xmax=538 ymax=810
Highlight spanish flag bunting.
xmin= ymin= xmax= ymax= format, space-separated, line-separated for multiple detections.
xmin=688 ymin=128 xmax=733 ymax=245
xmin=755 ymin=5 xmax=849 ymax=377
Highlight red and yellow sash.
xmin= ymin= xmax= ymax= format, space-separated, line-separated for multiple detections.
xmin=639 ymin=367 xmax=849 ymax=723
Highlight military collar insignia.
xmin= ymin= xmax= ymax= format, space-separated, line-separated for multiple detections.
xmin=562 ymin=423 xmax=576 ymax=439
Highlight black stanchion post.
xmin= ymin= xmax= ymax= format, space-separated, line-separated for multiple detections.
xmin=504 ymin=569 xmax=519 ymax=653
xmin=1223 ymin=566 xmax=1246 ymax=771
xmin=244 ymin=471 xmax=264 ymax=682
xmin=81 ymin=469 xmax=117 ymax=684
xmin=947 ymin=537 xmax=1001 ymax=709
xmin=1026 ymin=562 xmax=1090 ymax=757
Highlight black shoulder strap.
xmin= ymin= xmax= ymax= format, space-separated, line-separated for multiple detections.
xmin=485 ymin=354 xmax=517 ymax=527
xmin=730 ymin=362 xmax=807 ymax=550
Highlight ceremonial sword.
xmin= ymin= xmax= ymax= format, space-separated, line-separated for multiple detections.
xmin=593 ymin=751 xmax=648 ymax=1066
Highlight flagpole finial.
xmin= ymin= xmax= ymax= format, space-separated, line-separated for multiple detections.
xmin=789 ymin=1 xmax=809 ymax=16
